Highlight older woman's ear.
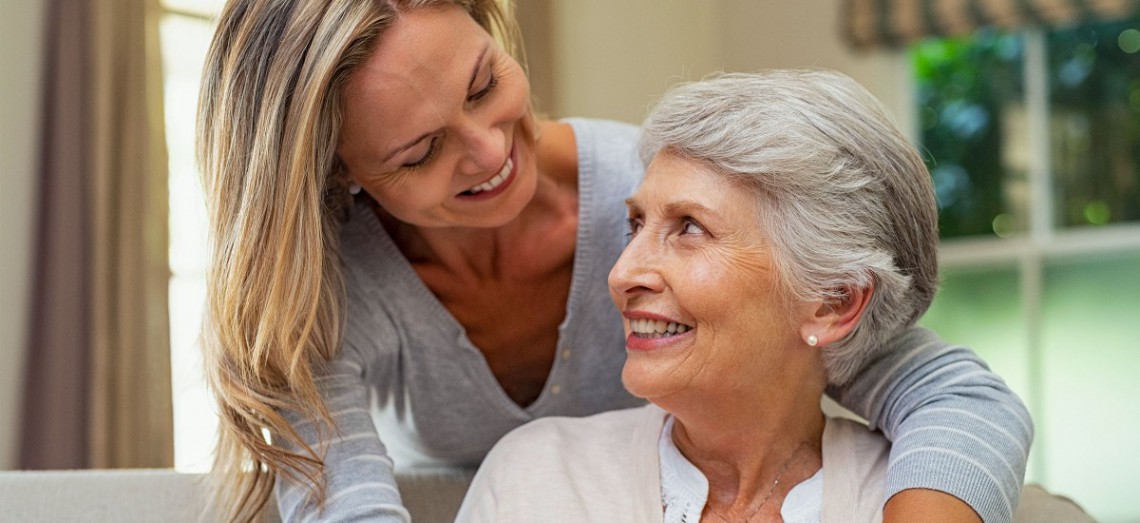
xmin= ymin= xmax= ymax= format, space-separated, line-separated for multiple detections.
xmin=800 ymin=281 xmax=875 ymax=348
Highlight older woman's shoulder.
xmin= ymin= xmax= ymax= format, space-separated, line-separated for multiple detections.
xmin=474 ymin=403 xmax=666 ymax=481
xmin=457 ymin=404 xmax=666 ymax=522
xmin=495 ymin=403 xmax=665 ymax=456
xmin=824 ymin=416 xmax=891 ymax=455
xmin=819 ymin=416 xmax=891 ymax=522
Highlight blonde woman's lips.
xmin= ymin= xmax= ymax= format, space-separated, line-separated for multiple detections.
xmin=458 ymin=143 xmax=517 ymax=199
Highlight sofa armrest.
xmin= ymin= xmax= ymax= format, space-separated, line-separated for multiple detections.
xmin=0 ymin=468 xmax=474 ymax=523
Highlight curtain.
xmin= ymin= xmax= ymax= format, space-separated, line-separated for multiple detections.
xmin=515 ymin=0 xmax=557 ymax=115
xmin=844 ymin=0 xmax=1140 ymax=49
xmin=20 ymin=0 xmax=173 ymax=470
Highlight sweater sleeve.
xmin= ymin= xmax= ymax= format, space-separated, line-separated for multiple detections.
xmin=827 ymin=326 xmax=1034 ymax=523
xmin=273 ymin=344 xmax=411 ymax=523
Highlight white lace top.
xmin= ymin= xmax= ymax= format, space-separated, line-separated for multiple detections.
xmin=658 ymin=415 xmax=824 ymax=523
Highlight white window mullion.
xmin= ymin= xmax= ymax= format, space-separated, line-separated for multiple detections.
xmin=1021 ymin=28 xmax=1050 ymax=483
xmin=1024 ymin=29 xmax=1053 ymax=246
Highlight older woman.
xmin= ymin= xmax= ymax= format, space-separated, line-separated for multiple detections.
xmin=198 ymin=1 xmax=1030 ymax=520
xmin=456 ymin=70 xmax=1016 ymax=522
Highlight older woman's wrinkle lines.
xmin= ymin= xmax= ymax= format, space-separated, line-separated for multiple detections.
xmin=612 ymin=153 xmax=806 ymax=412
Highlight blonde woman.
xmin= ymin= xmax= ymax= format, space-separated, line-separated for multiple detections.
xmin=197 ymin=1 xmax=1032 ymax=521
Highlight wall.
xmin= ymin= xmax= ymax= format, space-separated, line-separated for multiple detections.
xmin=0 ymin=0 xmax=47 ymax=469
xmin=541 ymin=0 xmax=912 ymax=133
xmin=548 ymin=0 xmax=722 ymax=123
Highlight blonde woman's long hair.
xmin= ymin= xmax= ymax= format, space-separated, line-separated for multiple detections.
xmin=196 ymin=0 xmax=525 ymax=520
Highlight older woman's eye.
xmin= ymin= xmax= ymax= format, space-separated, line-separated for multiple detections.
xmin=681 ymin=219 xmax=706 ymax=235
xmin=626 ymin=217 xmax=643 ymax=238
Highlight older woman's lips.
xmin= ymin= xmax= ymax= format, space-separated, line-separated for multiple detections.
xmin=625 ymin=316 xmax=693 ymax=352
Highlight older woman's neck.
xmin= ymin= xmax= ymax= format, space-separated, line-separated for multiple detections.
xmin=667 ymin=371 xmax=827 ymax=509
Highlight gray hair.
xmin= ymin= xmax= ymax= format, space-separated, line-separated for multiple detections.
xmin=640 ymin=70 xmax=939 ymax=385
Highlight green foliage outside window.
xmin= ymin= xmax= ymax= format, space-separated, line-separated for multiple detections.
xmin=912 ymin=18 xmax=1140 ymax=238
xmin=1048 ymin=19 xmax=1140 ymax=228
xmin=914 ymin=29 xmax=1024 ymax=238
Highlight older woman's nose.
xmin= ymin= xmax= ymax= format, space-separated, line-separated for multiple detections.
xmin=608 ymin=238 xmax=666 ymax=299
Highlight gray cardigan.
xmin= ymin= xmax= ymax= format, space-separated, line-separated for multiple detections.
xmin=275 ymin=118 xmax=1032 ymax=522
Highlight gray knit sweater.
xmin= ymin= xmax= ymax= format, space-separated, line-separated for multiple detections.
xmin=274 ymin=118 xmax=1032 ymax=522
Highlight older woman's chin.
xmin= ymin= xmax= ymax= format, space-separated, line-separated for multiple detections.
xmin=620 ymin=356 xmax=685 ymax=402
xmin=620 ymin=368 xmax=649 ymax=400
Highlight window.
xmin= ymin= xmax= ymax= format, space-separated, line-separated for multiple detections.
xmin=914 ymin=19 xmax=1140 ymax=522
xmin=160 ymin=0 xmax=224 ymax=473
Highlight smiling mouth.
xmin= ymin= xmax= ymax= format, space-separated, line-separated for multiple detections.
xmin=460 ymin=152 xmax=514 ymax=196
xmin=629 ymin=318 xmax=692 ymax=338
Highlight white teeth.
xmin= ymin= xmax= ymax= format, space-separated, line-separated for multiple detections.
xmin=629 ymin=318 xmax=692 ymax=337
xmin=466 ymin=157 xmax=513 ymax=194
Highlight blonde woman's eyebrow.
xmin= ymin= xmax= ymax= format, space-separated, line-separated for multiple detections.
xmin=467 ymin=44 xmax=489 ymax=91
xmin=380 ymin=43 xmax=491 ymax=163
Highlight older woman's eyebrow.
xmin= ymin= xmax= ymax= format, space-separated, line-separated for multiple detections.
xmin=662 ymin=200 xmax=716 ymax=219
xmin=624 ymin=197 xmax=716 ymax=219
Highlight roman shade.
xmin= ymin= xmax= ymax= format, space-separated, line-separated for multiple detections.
xmin=845 ymin=0 xmax=1140 ymax=49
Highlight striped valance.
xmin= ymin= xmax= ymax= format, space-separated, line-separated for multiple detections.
xmin=844 ymin=0 xmax=1140 ymax=49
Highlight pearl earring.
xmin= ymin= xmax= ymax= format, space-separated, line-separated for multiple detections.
xmin=349 ymin=183 xmax=362 ymax=195
xmin=806 ymin=335 xmax=818 ymax=347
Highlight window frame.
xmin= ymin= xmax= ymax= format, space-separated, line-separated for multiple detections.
xmin=912 ymin=27 xmax=1140 ymax=482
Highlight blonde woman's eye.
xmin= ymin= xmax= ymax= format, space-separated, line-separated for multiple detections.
xmin=403 ymin=137 xmax=439 ymax=170
xmin=468 ymin=73 xmax=498 ymax=103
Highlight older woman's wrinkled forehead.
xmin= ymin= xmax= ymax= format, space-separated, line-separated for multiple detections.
xmin=629 ymin=151 xmax=773 ymax=244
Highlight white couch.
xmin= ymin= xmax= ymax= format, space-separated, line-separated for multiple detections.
xmin=0 ymin=469 xmax=472 ymax=522
xmin=0 ymin=469 xmax=1094 ymax=522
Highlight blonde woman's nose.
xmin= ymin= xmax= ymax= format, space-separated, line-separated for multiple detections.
xmin=456 ymin=117 xmax=507 ymax=176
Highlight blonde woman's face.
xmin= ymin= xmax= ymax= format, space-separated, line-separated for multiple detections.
xmin=337 ymin=5 xmax=534 ymax=229
xmin=608 ymin=153 xmax=805 ymax=403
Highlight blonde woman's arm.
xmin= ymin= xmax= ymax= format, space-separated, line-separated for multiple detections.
xmin=829 ymin=327 xmax=1033 ymax=523
xmin=274 ymin=345 xmax=411 ymax=523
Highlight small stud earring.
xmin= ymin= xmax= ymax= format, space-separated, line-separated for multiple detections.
xmin=349 ymin=183 xmax=362 ymax=195
xmin=806 ymin=335 xmax=818 ymax=347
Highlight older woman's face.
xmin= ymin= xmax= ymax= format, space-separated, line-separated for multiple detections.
xmin=608 ymin=153 xmax=802 ymax=402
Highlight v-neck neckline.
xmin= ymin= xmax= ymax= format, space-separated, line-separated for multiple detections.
xmin=348 ymin=120 xmax=596 ymax=417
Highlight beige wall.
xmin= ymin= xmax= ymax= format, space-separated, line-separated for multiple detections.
xmin=548 ymin=0 xmax=723 ymax=123
xmin=537 ymin=0 xmax=913 ymax=133
xmin=0 ymin=0 xmax=46 ymax=469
